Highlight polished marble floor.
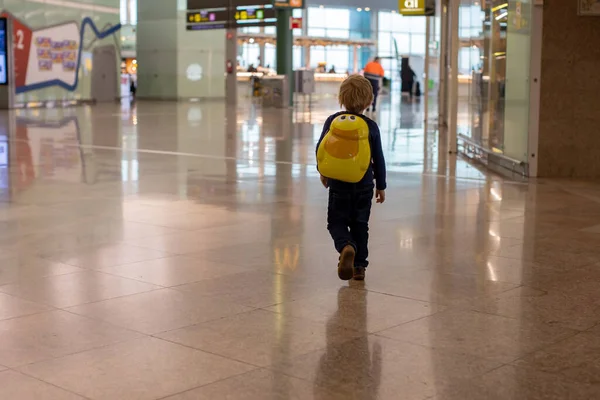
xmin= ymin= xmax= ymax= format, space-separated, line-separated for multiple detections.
xmin=1 ymin=95 xmax=600 ymax=399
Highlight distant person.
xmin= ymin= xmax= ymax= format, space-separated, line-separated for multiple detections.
xmin=129 ymin=75 xmax=136 ymax=98
xmin=328 ymin=65 xmax=336 ymax=74
xmin=316 ymin=75 xmax=387 ymax=281
xmin=247 ymin=64 xmax=257 ymax=73
xmin=401 ymin=58 xmax=417 ymax=99
xmin=363 ymin=57 xmax=385 ymax=112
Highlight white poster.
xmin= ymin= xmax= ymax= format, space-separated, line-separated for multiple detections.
xmin=24 ymin=22 xmax=80 ymax=88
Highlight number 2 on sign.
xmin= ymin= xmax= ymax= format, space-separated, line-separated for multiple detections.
xmin=15 ymin=29 xmax=25 ymax=50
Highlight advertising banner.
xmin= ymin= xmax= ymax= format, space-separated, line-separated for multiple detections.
xmin=1 ymin=11 xmax=121 ymax=94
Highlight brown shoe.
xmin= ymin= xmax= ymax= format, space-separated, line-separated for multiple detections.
xmin=353 ymin=267 xmax=366 ymax=281
xmin=338 ymin=245 xmax=355 ymax=281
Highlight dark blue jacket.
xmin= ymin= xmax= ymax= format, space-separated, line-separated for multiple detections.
xmin=316 ymin=111 xmax=387 ymax=191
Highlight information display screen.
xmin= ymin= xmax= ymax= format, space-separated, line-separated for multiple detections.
xmin=234 ymin=6 xmax=276 ymax=27
xmin=186 ymin=0 xmax=277 ymax=30
xmin=0 ymin=18 xmax=8 ymax=85
xmin=186 ymin=9 xmax=229 ymax=30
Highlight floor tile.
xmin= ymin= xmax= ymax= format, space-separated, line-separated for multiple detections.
xmin=0 ymin=370 xmax=85 ymax=400
xmin=122 ymin=225 xmax=272 ymax=255
xmin=0 ymin=292 xmax=52 ymax=321
xmin=514 ymin=332 xmax=600 ymax=384
xmin=190 ymin=242 xmax=314 ymax=270
xmin=266 ymin=286 xmax=444 ymax=333
xmin=100 ymin=255 xmax=251 ymax=287
xmin=0 ymin=310 xmax=140 ymax=367
xmin=46 ymin=243 xmax=171 ymax=269
xmin=53 ymin=217 xmax=185 ymax=242
xmin=273 ymin=335 xmax=500 ymax=400
xmin=122 ymin=208 xmax=265 ymax=231
xmin=159 ymin=309 xmax=362 ymax=367
xmin=21 ymin=337 xmax=255 ymax=400
xmin=66 ymin=288 xmax=253 ymax=334
xmin=377 ymin=309 xmax=577 ymax=363
xmin=342 ymin=269 xmax=519 ymax=306
xmin=433 ymin=365 xmax=600 ymax=400
xmin=460 ymin=286 xmax=600 ymax=331
xmin=176 ymin=270 xmax=333 ymax=308
xmin=0 ymin=256 xmax=83 ymax=285
xmin=163 ymin=368 xmax=345 ymax=400
xmin=0 ymin=271 xmax=161 ymax=308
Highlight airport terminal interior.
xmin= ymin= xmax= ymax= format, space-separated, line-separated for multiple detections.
xmin=1 ymin=0 xmax=600 ymax=399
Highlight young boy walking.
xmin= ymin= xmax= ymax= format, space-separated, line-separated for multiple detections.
xmin=316 ymin=75 xmax=387 ymax=281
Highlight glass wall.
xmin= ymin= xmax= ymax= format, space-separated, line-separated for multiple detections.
xmin=120 ymin=0 xmax=137 ymax=25
xmin=377 ymin=11 xmax=427 ymax=82
xmin=238 ymin=6 xmax=371 ymax=73
xmin=307 ymin=7 xmax=350 ymax=38
xmin=457 ymin=0 xmax=533 ymax=162
xmin=238 ymin=8 xmax=303 ymax=70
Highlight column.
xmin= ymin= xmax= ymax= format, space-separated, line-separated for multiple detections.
xmin=137 ymin=0 xmax=226 ymax=100
xmin=276 ymin=8 xmax=294 ymax=106
xmin=305 ymin=45 xmax=311 ymax=68
xmin=447 ymin=0 xmax=459 ymax=153
xmin=535 ymin=1 xmax=600 ymax=177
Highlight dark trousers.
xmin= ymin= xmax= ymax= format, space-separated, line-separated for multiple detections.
xmin=327 ymin=187 xmax=373 ymax=268
xmin=367 ymin=78 xmax=380 ymax=110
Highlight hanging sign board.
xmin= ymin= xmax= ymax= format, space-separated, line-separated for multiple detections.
xmin=186 ymin=1 xmax=278 ymax=30
xmin=234 ymin=6 xmax=277 ymax=27
xmin=273 ymin=0 xmax=304 ymax=9
xmin=399 ymin=0 xmax=435 ymax=16
xmin=186 ymin=9 xmax=229 ymax=30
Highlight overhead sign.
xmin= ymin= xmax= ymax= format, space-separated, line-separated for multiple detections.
xmin=186 ymin=1 xmax=278 ymax=30
xmin=234 ymin=6 xmax=276 ymax=27
xmin=399 ymin=0 xmax=435 ymax=16
xmin=273 ymin=0 xmax=304 ymax=8
xmin=186 ymin=9 xmax=229 ymax=30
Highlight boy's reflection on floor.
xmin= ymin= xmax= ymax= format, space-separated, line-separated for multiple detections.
xmin=315 ymin=286 xmax=382 ymax=399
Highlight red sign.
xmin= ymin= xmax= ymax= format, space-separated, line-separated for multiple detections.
xmin=290 ymin=17 xmax=302 ymax=29
xmin=1 ymin=13 xmax=33 ymax=88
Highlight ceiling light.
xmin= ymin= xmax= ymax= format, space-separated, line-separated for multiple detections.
xmin=357 ymin=7 xmax=362 ymax=12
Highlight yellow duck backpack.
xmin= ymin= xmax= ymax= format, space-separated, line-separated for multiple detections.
xmin=317 ymin=114 xmax=371 ymax=183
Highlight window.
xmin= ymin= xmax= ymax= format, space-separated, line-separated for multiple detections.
xmin=307 ymin=7 xmax=350 ymax=38
xmin=265 ymin=43 xmax=276 ymax=69
xmin=239 ymin=44 xmax=260 ymax=68
xmin=377 ymin=11 xmax=428 ymax=77
xmin=293 ymin=46 xmax=303 ymax=69
xmin=241 ymin=27 xmax=261 ymax=34
xmin=410 ymin=34 xmax=426 ymax=55
xmin=120 ymin=0 xmax=137 ymax=25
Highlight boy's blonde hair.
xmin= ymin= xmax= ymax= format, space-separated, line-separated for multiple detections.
xmin=338 ymin=75 xmax=374 ymax=114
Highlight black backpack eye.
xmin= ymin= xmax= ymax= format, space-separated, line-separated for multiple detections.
xmin=340 ymin=116 xmax=346 ymax=120
xmin=350 ymin=116 xmax=356 ymax=121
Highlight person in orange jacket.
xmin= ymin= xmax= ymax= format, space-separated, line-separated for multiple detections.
xmin=363 ymin=57 xmax=385 ymax=112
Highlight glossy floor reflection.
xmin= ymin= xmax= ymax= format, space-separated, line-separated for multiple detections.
xmin=1 ymin=96 xmax=600 ymax=399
